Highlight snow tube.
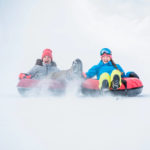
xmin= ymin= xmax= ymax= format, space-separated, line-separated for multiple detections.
xmin=17 ymin=79 xmax=66 ymax=96
xmin=81 ymin=77 xmax=143 ymax=96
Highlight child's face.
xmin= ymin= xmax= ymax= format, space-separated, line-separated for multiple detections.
xmin=43 ymin=56 xmax=52 ymax=64
xmin=101 ymin=55 xmax=111 ymax=64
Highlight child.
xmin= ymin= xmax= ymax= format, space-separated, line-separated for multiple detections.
xmin=19 ymin=49 xmax=83 ymax=80
xmin=85 ymin=48 xmax=139 ymax=90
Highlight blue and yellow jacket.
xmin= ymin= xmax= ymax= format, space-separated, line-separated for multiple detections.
xmin=86 ymin=60 xmax=130 ymax=80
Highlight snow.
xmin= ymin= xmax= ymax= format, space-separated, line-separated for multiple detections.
xmin=1 ymin=94 xmax=150 ymax=150
xmin=0 ymin=0 xmax=150 ymax=150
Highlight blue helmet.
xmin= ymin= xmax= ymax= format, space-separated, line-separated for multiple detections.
xmin=100 ymin=48 xmax=112 ymax=56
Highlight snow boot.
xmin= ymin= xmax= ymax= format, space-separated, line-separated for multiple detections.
xmin=71 ymin=58 xmax=83 ymax=78
xmin=101 ymin=80 xmax=109 ymax=90
xmin=99 ymin=73 xmax=111 ymax=90
xmin=111 ymin=74 xmax=120 ymax=90
xmin=111 ymin=70 xmax=122 ymax=90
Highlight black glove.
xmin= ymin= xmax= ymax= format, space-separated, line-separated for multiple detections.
xmin=35 ymin=59 xmax=43 ymax=66
xmin=129 ymin=72 xmax=139 ymax=79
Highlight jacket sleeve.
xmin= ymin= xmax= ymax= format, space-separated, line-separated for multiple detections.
xmin=27 ymin=65 xmax=42 ymax=78
xmin=86 ymin=65 xmax=99 ymax=78
xmin=116 ymin=64 xmax=126 ymax=77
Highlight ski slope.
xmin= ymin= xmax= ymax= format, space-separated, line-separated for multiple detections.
xmin=0 ymin=0 xmax=150 ymax=150
xmin=1 ymin=93 xmax=150 ymax=150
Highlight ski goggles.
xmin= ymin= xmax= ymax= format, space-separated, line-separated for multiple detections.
xmin=100 ymin=48 xmax=112 ymax=56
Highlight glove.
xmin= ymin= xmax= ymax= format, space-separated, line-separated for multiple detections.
xmin=82 ymin=72 xmax=87 ymax=78
xmin=19 ymin=73 xmax=26 ymax=79
xmin=129 ymin=72 xmax=139 ymax=79
xmin=19 ymin=73 xmax=31 ymax=79
xmin=35 ymin=59 xmax=43 ymax=66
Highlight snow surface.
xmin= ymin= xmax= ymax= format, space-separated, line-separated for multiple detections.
xmin=0 ymin=0 xmax=150 ymax=150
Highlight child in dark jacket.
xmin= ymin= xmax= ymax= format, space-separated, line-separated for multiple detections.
xmin=86 ymin=48 xmax=139 ymax=90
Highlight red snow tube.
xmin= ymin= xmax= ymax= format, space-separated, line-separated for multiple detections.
xmin=81 ymin=77 xmax=143 ymax=96
xmin=17 ymin=79 xmax=66 ymax=96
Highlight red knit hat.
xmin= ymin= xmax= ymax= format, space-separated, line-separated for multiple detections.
xmin=42 ymin=49 xmax=53 ymax=60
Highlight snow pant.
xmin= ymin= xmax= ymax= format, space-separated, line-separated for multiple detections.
xmin=99 ymin=70 xmax=122 ymax=89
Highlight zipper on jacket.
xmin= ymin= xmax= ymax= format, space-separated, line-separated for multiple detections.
xmin=46 ymin=64 xmax=48 ymax=75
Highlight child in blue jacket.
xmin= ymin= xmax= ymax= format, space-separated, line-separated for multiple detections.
xmin=86 ymin=48 xmax=139 ymax=90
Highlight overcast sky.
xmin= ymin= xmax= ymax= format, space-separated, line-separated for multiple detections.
xmin=0 ymin=0 xmax=150 ymax=94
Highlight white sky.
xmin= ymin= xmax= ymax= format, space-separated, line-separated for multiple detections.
xmin=0 ymin=0 xmax=150 ymax=93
